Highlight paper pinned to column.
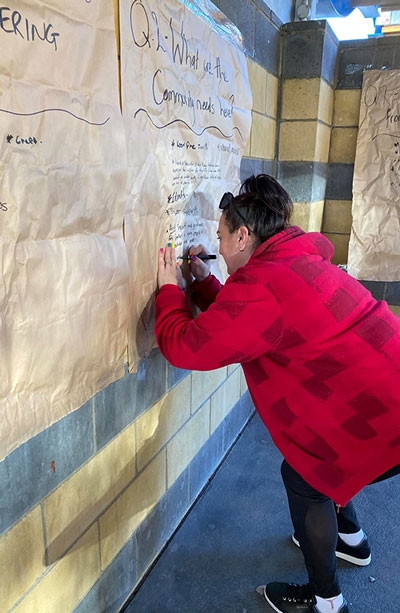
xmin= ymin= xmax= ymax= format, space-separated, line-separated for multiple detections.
xmin=120 ymin=0 xmax=252 ymax=370
xmin=348 ymin=68 xmax=400 ymax=281
xmin=0 ymin=1 xmax=129 ymax=460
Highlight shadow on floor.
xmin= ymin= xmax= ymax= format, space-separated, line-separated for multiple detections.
xmin=122 ymin=413 xmax=400 ymax=613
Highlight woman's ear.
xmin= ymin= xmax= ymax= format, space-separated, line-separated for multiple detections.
xmin=238 ymin=225 xmax=251 ymax=252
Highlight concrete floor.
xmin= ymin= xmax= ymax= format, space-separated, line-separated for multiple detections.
xmin=122 ymin=413 xmax=400 ymax=613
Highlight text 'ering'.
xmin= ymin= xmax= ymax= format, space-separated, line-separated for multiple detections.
xmin=0 ymin=7 xmax=60 ymax=50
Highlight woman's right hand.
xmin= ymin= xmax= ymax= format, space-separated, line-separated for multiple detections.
xmin=187 ymin=244 xmax=210 ymax=282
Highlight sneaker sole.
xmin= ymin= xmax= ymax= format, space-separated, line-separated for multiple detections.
xmin=256 ymin=585 xmax=286 ymax=613
xmin=291 ymin=534 xmax=371 ymax=566
xmin=335 ymin=549 xmax=371 ymax=566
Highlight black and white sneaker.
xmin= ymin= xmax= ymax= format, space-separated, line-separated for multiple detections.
xmin=258 ymin=582 xmax=350 ymax=613
xmin=292 ymin=533 xmax=371 ymax=566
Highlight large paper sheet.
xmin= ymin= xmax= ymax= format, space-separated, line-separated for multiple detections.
xmin=349 ymin=69 xmax=400 ymax=281
xmin=121 ymin=0 xmax=252 ymax=369
xmin=0 ymin=1 xmax=129 ymax=460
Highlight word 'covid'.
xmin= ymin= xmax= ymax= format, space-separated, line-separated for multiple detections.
xmin=7 ymin=134 xmax=39 ymax=145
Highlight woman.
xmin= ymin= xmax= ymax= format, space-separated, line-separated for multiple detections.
xmin=155 ymin=174 xmax=400 ymax=613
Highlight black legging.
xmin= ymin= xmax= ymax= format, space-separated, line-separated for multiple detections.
xmin=281 ymin=460 xmax=400 ymax=598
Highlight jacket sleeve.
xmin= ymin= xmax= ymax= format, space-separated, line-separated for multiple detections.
xmin=155 ymin=272 xmax=283 ymax=371
xmin=190 ymin=274 xmax=223 ymax=311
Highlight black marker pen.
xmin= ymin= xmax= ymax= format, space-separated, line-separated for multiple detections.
xmin=179 ymin=254 xmax=217 ymax=261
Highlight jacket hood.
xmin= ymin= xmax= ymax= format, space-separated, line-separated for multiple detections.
xmin=251 ymin=226 xmax=335 ymax=264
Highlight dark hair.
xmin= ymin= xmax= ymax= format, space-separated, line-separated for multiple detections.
xmin=220 ymin=174 xmax=293 ymax=244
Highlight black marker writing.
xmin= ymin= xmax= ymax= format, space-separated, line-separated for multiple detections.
xmin=134 ymin=107 xmax=242 ymax=139
xmin=11 ymin=135 xmax=39 ymax=145
xmin=152 ymin=68 xmax=219 ymax=125
xmin=130 ymin=0 xmax=150 ymax=48
xmin=152 ymin=68 xmax=195 ymax=124
xmin=218 ymin=94 xmax=234 ymax=118
xmin=0 ymin=201 xmax=8 ymax=212
xmin=0 ymin=108 xmax=110 ymax=126
xmin=386 ymin=108 xmax=400 ymax=128
xmin=213 ymin=57 xmax=229 ymax=82
xmin=129 ymin=1 xmax=231 ymax=83
xmin=152 ymin=10 xmax=166 ymax=53
xmin=167 ymin=188 xmax=187 ymax=204
xmin=169 ymin=18 xmax=199 ymax=70
xmin=365 ymin=83 xmax=400 ymax=108
xmin=0 ymin=7 xmax=60 ymax=51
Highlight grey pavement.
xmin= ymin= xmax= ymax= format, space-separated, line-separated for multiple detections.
xmin=123 ymin=413 xmax=400 ymax=613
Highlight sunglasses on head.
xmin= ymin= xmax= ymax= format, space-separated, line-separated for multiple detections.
xmin=219 ymin=192 xmax=251 ymax=229
xmin=219 ymin=192 xmax=234 ymax=210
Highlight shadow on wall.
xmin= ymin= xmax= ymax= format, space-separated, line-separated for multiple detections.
xmin=136 ymin=290 xmax=157 ymax=360
xmin=45 ymin=403 xmax=168 ymax=566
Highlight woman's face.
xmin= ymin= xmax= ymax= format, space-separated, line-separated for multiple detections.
xmin=217 ymin=212 xmax=251 ymax=275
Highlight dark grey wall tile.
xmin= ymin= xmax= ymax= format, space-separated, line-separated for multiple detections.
xmin=135 ymin=469 xmax=189 ymax=581
xmin=336 ymin=41 xmax=374 ymax=89
xmin=241 ymin=157 xmax=264 ymax=180
xmin=133 ymin=349 xmax=168 ymax=417
xmin=384 ymin=281 xmax=400 ymax=306
xmin=374 ymin=35 xmax=400 ymax=48
xmin=262 ymin=159 xmax=277 ymax=177
xmin=311 ymin=164 xmax=328 ymax=201
xmin=278 ymin=161 xmax=327 ymax=202
xmin=360 ymin=280 xmax=386 ymax=301
xmin=212 ymin=0 xmax=282 ymax=67
xmin=167 ymin=365 xmax=190 ymax=390
xmin=254 ymin=9 xmax=281 ymax=75
xmin=74 ymin=536 xmax=136 ymax=613
xmin=322 ymin=28 xmax=339 ymax=86
xmin=163 ymin=468 xmax=190 ymax=530
xmin=241 ymin=157 xmax=277 ymax=181
xmin=95 ymin=350 xmax=167 ymax=451
xmin=373 ymin=39 xmax=396 ymax=71
xmin=94 ymin=366 xmax=137 ymax=451
xmin=212 ymin=0 xmax=256 ymax=57
xmin=0 ymin=400 xmax=94 ymax=536
xmin=223 ymin=392 xmax=254 ymax=451
xmin=253 ymin=0 xmax=284 ymax=27
xmin=279 ymin=161 xmax=314 ymax=201
xmin=325 ymin=163 xmax=354 ymax=201
xmin=393 ymin=38 xmax=400 ymax=69
xmin=189 ymin=422 xmax=224 ymax=501
xmin=281 ymin=20 xmax=339 ymax=84
xmin=281 ymin=21 xmax=326 ymax=80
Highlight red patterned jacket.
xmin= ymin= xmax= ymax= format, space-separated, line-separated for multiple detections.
xmin=155 ymin=226 xmax=400 ymax=505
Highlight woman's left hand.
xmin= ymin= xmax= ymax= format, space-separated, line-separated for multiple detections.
xmin=157 ymin=244 xmax=182 ymax=288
